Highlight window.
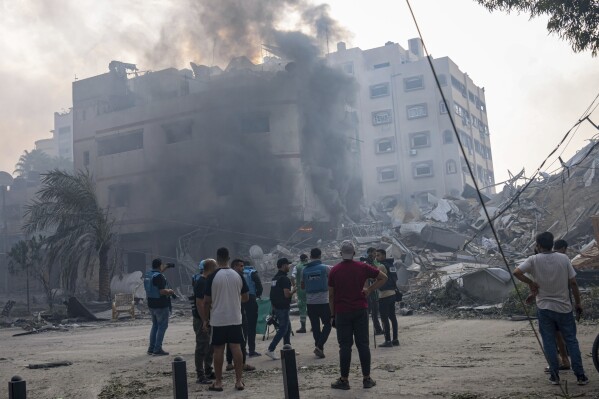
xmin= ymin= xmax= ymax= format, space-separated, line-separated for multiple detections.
xmin=164 ymin=119 xmax=193 ymax=143
xmin=412 ymin=161 xmax=434 ymax=178
xmin=476 ymin=97 xmax=486 ymax=113
xmin=410 ymin=132 xmax=430 ymax=148
xmin=407 ymin=103 xmax=428 ymax=119
xmin=404 ymin=75 xmax=424 ymax=91
xmin=108 ymin=184 xmax=131 ymax=207
xmin=474 ymin=139 xmax=483 ymax=155
xmin=468 ymin=91 xmax=476 ymax=103
xmin=437 ymin=74 xmax=447 ymax=86
xmin=372 ymin=110 xmax=392 ymax=125
xmin=342 ymin=62 xmax=354 ymax=74
xmin=97 ymin=129 xmax=143 ymax=156
xmin=239 ymin=113 xmax=270 ymax=133
xmin=446 ymin=160 xmax=457 ymax=174
xmin=376 ymin=138 xmax=395 ymax=154
xmin=443 ymin=130 xmax=453 ymax=144
xmin=83 ymin=151 xmax=90 ymax=166
xmin=58 ymin=126 xmax=71 ymax=135
xmin=439 ymin=101 xmax=448 ymax=114
xmin=370 ymin=83 xmax=390 ymax=98
xmin=451 ymin=75 xmax=466 ymax=97
xmin=373 ymin=62 xmax=390 ymax=69
xmin=377 ymin=166 xmax=397 ymax=182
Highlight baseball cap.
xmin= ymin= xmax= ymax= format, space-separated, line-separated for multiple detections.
xmin=340 ymin=240 xmax=355 ymax=260
xmin=277 ymin=258 xmax=291 ymax=268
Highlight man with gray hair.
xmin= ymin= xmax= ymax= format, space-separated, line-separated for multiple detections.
xmin=328 ymin=240 xmax=387 ymax=390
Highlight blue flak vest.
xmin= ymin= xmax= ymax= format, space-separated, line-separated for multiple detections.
xmin=303 ymin=262 xmax=328 ymax=294
xmin=191 ymin=273 xmax=201 ymax=287
xmin=144 ymin=270 xmax=163 ymax=299
xmin=243 ymin=266 xmax=257 ymax=296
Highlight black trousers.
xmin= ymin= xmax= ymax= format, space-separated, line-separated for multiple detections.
xmin=226 ymin=306 xmax=248 ymax=364
xmin=335 ymin=309 xmax=371 ymax=378
xmin=367 ymin=293 xmax=382 ymax=332
xmin=307 ymin=303 xmax=332 ymax=350
xmin=245 ymin=295 xmax=259 ymax=353
xmin=378 ymin=295 xmax=398 ymax=342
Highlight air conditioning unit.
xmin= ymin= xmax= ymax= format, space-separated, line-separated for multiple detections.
xmin=409 ymin=149 xmax=418 ymax=156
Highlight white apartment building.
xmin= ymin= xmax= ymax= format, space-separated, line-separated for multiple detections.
xmin=328 ymin=39 xmax=495 ymax=208
xmin=53 ymin=109 xmax=74 ymax=161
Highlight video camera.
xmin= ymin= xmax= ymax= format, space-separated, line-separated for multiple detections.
xmin=165 ymin=262 xmax=176 ymax=269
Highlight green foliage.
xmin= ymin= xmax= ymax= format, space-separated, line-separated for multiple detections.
xmin=8 ymin=236 xmax=53 ymax=309
xmin=24 ymin=169 xmax=115 ymax=300
xmin=501 ymin=282 xmax=537 ymax=315
xmin=476 ymin=0 xmax=599 ymax=56
xmin=14 ymin=149 xmax=73 ymax=177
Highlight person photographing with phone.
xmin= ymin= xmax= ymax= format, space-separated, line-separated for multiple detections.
xmin=144 ymin=258 xmax=176 ymax=356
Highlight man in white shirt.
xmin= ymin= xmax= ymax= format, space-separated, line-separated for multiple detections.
xmin=514 ymin=231 xmax=588 ymax=386
xmin=204 ymin=247 xmax=249 ymax=391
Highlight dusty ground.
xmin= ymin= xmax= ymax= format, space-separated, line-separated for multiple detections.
xmin=0 ymin=313 xmax=598 ymax=399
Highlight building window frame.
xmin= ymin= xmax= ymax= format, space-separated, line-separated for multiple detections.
xmin=446 ymin=160 xmax=457 ymax=174
xmin=403 ymin=75 xmax=424 ymax=91
xmin=443 ymin=130 xmax=453 ymax=144
xmin=412 ymin=160 xmax=434 ymax=178
xmin=377 ymin=166 xmax=398 ymax=183
xmin=370 ymin=83 xmax=390 ymax=98
xmin=406 ymin=103 xmax=428 ymax=120
xmin=372 ymin=110 xmax=393 ymax=126
xmin=375 ymin=137 xmax=395 ymax=154
xmin=410 ymin=131 xmax=430 ymax=149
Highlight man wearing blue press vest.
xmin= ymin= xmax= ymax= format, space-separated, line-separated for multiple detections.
xmin=144 ymin=258 xmax=175 ymax=356
xmin=242 ymin=260 xmax=263 ymax=357
xmin=302 ymin=248 xmax=332 ymax=359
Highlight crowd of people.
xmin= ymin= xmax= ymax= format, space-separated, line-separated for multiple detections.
xmin=143 ymin=230 xmax=589 ymax=392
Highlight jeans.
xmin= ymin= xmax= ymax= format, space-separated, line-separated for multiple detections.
xmin=148 ymin=307 xmax=170 ymax=353
xmin=336 ymin=308 xmax=371 ymax=378
xmin=193 ymin=317 xmax=213 ymax=378
xmin=537 ymin=308 xmax=585 ymax=378
xmin=245 ymin=296 xmax=259 ymax=353
xmin=268 ymin=308 xmax=291 ymax=352
xmin=379 ymin=295 xmax=398 ymax=342
xmin=307 ymin=303 xmax=332 ymax=350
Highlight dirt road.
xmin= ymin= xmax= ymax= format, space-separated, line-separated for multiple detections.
xmin=0 ymin=314 xmax=598 ymax=398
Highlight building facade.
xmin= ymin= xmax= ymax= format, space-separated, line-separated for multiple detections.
xmin=54 ymin=109 xmax=74 ymax=161
xmin=327 ymin=39 xmax=495 ymax=208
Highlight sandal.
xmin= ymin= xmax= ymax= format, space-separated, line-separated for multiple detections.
xmin=243 ymin=364 xmax=256 ymax=371
xmin=235 ymin=381 xmax=245 ymax=391
xmin=208 ymin=384 xmax=223 ymax=392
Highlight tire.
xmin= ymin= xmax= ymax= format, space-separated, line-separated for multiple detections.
xmin=593 ymin=332 xmax=599 ymax=374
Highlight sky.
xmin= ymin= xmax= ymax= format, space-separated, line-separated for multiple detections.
xmin=0 ymin=0 xmax=597 ymax=185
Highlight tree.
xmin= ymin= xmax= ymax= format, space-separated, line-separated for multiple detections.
xmin=8 ymin=236 xmax=49 ymax=311
xmin=23 ymin=170 xmax=115 ymax=301
xmin=14 ymin=149 xmax=52 ymax=177
xmin=476 ymin=0 xmax=599 ymax=56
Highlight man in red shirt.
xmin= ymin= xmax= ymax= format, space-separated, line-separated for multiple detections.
xmin=328 ymin=240 xmax=387 ymax=390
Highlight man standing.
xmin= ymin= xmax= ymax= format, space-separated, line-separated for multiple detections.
xmin=514 ymin=232 xmax=589 ymax=386
xmin=329 ymin=241 xmax=387 ymax=390
xmin=144 ymin=258 xmax=174 ymax=356
xmin=265 ymin=258 xmax=297 ymax=360
xmin=302 ymin=248 xmax=332 ymax=358
xmin=204 ymin=248 xmax=249 ymax=391
xmin=243 ymin=260 xmax=263 ymax=357
xmin=364 ymin=247 xmax=384 ymax=335
xmin=375 ymin=249 xmax=399 ymax=348
xmin=193 ymin=259 xmax=216 ymax=384
xmin=291 ymin=254 xmax=308 ymax=333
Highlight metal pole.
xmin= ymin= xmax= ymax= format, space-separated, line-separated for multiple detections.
xmin=2 ymin=186 xmax=7 ymax=295
xmin=8 ymin=375 xmax=26 ymax=399
xmin=280 ymin=344 xmax=300 ymax=399
xmin=171 ymin=356 xmax=188 ymax=399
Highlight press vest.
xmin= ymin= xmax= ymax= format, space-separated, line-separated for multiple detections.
xmin=243 ymin=266 xmax=257 ymax=296
xmin=144 ymin=270 xmax=163 ymax=299
xmin=303 ymin=262 xmax=328 ymax=294
xmin=270 ymin=272 xmax=290 ymax=309
xmin=380 ymin=259 xmax=398 ymax=291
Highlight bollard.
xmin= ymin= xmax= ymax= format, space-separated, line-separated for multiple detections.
xmin=172 ymin=356 xmax=188 ymax=399
xmin=8 ymin=376 xmax=26 ymax=399
xmin=280 ymin=344 xmax=300 ymax=399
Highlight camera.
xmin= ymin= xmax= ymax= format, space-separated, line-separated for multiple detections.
xmin=166 ymin=262 xmax=176 ymax=269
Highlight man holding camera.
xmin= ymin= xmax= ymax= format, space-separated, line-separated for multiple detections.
xmin=144 ymin=258 xmax=175 ymax=356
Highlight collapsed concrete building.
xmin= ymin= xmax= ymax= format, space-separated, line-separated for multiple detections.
xmin=72 ymin=52 xmax=362 ymax=279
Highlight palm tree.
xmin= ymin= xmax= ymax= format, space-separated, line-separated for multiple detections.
xmin=14 ymin=149 xmax=53 ymax=177
xmin=23 ymin=170 xmax=115 ymax=301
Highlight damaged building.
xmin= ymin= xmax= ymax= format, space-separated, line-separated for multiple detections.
xmin=72 ymin=50 xmax=362 ymax=277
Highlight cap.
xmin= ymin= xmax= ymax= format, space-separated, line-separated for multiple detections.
xmin=277 ymin=258 xmax=291 ymax=268
xmin=340 ymin=240 xmax=355 ymax=260
xmin=300 ymin=254 xmax=308 ymax=261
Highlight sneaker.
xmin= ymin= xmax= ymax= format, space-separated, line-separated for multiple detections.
xmin=248 ymin=351 xmax=262 ymax=357
xmin=379 ymin=341 xmax=393 ymax=348
xmin=196 ymin=377 xmax=213 ymax=385
xmin=549 ymin=374 xmax=560 ymax=385
xmin=265 ymin=350 xmax=279 ymax=360
xmin=147 ymin=350 xmax=154 ymax=355
xmin=577 ymin=374 xmax=589 ymax=385
xmin=331 ymin=378 xmax=350 ymax=390
xmin=296 ymin=327 xmax=307 ymax=333
xmin=314 ymin=347 xmax=325 ymax=359
xmin=363 ymin=377 xmax=376 ymax=389
xmin=153 ymin=349 xmax=169 ymax=356
xmin=226 ymin=363 xmax=235 ymax=371
xmin=205 ymin=371 xmax=216 ymax=380
xmin=392 ymin=339 xmax=400 ymax=346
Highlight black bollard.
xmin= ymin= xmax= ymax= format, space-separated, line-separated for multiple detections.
xmin=280 ymin=344 xmax=300 ymax=399
xmin=8 ymin=376 xmax=26 ymax=399
xmin=172 ymin=356 xmax=188 ymax=399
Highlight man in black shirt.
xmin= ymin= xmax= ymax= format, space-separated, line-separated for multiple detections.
xmin=144 ymin=258 xmax=174 ymax=356
xmin=193 ymin=259 xmax=216 ymax=384
xmin=265 ymin=258 xmax=296 ymax=360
